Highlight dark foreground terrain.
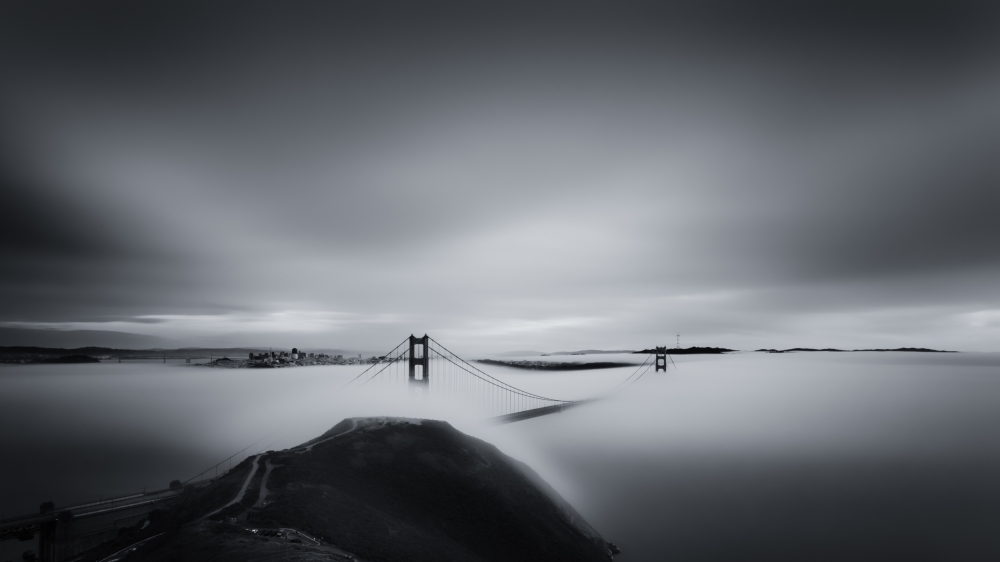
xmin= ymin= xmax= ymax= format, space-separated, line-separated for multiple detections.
xmin=78 ymin=418 xmax=615 ymax=562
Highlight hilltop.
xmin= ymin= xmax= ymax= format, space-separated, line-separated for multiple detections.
xmin=80 ymin=418 xmax=616 ymax=562
xmin=634 ymin=346 xmax=734 ymax=355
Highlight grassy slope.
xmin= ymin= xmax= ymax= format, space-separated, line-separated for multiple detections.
xmin=77 ymin=420 xmax=611 ymax=562
xmin=265 ymin=420 xmax=609 ymax=562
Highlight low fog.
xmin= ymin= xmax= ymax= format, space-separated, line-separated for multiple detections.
xmin=4 ymin=353 xmax=1000 ymax=560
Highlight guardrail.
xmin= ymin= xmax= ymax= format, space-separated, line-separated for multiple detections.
xmin=0 ymin=487 xmax=178 ymax=529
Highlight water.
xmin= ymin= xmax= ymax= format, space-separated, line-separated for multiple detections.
xmin=2 ymin=352 xmax=1000 ymax=560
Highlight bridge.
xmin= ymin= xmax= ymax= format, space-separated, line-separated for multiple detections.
xmin=0 ymin=334 xmax=665 ymax=561
xmin=338 ymin=335 xmax=661 ymax=423
xmin=0 ymin=487 xmax=189 ymax=562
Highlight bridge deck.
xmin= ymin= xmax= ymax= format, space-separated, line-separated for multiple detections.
xmin=490 ymin=400 xmax=589 ymax=424
xmin=0 ymin=488 xmax=185 ymax=540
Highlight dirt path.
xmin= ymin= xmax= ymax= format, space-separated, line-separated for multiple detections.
xmin=300 ymin=418 xmax=359 ymax=452
xmin=200 ymin=454 xmax=261 ymax=520
xmin=253 ymin=459 xmax=281 ymax=508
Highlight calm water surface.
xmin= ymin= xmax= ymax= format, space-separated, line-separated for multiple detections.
xmin=2 ymin=352 xmax=1000 ymax=561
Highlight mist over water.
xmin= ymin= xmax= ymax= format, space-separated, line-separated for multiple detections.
xmin=3 ymin=352 xmax=1000 ymax=560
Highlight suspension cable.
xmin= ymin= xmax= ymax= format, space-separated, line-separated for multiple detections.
xmin=428 ymin=337 xmax=569 ymax=401
xmin=357 ymin=351 xmax=410 ymax=389
xmin=427 ymin=344 xmax=570 ymax=402
xmin=334 ymin=337 xmax=409 ymax=392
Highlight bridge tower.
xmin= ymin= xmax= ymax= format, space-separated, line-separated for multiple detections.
xmin=409 ymin=334 xmax=429 ymax=385
xmin=655 ymin=346 xmax=668 ymax=372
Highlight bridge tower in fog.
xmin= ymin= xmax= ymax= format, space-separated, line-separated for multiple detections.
xmin=409 ymin=334 xmax=429 ymax=384
xmin=655 ymin=346 xmax=667 ymax=372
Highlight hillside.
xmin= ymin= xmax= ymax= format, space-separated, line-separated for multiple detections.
xmin=81 ymin=418 xmax=616 ymax=562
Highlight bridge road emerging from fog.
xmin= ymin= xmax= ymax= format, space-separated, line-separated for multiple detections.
xmin=0 ymin=488 xmax=185 ymax=561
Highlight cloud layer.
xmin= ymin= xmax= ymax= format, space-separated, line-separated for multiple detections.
xmin=2 ymin=1 xmax=999 ymax=351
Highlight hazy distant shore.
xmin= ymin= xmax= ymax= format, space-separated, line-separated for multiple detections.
xmin=756 ymin=347 xmax=955 ymax=353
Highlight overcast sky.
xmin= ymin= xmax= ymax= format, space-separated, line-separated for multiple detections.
xmin=1 ymin=1 xmax=999 ymax=352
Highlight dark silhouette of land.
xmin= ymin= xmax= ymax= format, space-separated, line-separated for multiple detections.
xmin=542 ymin=350 xmax=636 ymax=356
xmin=634 ymin=346 xmax=734 ymax=355
xmin=37 ymin=354 xmax=100 ymax=364
xmin=0 ymin=345 xmax=269 ymax=364
xmin=757 ymin=347 xmax=955 ymax=353
xmin=75 ymin=419 xmax=616 ymax=562
xmin=0 ymin=345 xmax=380 ymax=365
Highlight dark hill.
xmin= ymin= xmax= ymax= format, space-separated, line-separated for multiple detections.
xmin=83 ymin=418 xmax=614 ymax=562
xmin=756 ymin=347 xmax=955 ymax=353
xmin=634 ymin=346 xmax=733 ymax=354
xmin=38 ymin=354 xmax=100 ymax=363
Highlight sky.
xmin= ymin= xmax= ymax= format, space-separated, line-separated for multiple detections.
xmin=1 ymin=0 xmax=999 ymax=353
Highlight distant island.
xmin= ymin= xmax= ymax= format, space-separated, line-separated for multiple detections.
xmin=634 ymin=346 xmax=734 ymax=355
xmin=757 ymin=347 xmax=956 ymax=353
xmin=542 ymin=349 xmax=637 ymax=356
xmin=203 ymin=349 xmax=381 ymax=368
xmin=37 ymin=354 xmax=101 ymax=364
xmin=0 ymin=347 xmax=114 ymax=364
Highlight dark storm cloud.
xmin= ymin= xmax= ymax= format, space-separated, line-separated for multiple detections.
xmin=1 ymin=0 xmax=999 ymax=350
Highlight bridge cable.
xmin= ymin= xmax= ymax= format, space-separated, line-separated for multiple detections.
xmin=357 ymin=351 xmax=411 ymax=389
xmin=427 ymin=337 xmax=571 ymax=402
xmin=183 ymin=338 xmax=409 ymax=485
xmin=427 ymin=346 xmax=568 ymax=403
xmin=607 ymin=353 xmax=654 ymax=392
xmin=334 ymin=337 xmax=409 ymax=393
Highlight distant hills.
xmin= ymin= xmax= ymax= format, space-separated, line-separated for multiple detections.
xmin=497 ymin=350 xmax=548 ymax=357
xmin=1 ymin=345 xmax=271 ymax=358
xmin=0 ymin=345 xmax=375 ymax=364
xmin=543 ymin=349 xmax=637 ymax=356
xmin=756 ymin=347 xmax=955 ymax=353
xmin=0 ymin=339 xmax=960 ymax=365
xmin=634 ymin=346 xmax=734 ymax=355
xmin=0 ymin=327 xmax=172 ymax=349
xmin=35 ymin=354 xmax=101 ymax=364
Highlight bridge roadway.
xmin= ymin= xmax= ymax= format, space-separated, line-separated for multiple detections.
xmin=491 ymin=400 xmax=588 ymax=424
xmin=0 ymin=487 xmax=188 ymax=562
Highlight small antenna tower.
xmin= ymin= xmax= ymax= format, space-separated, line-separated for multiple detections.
xmin=676 ymin=334 xmax=680 ymax=349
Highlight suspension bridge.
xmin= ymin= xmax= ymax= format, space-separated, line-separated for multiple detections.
xmin=337 ymin=334 xmax=667 ymax=424
xmin=0 ymin=334 xmax=670 ymax=561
